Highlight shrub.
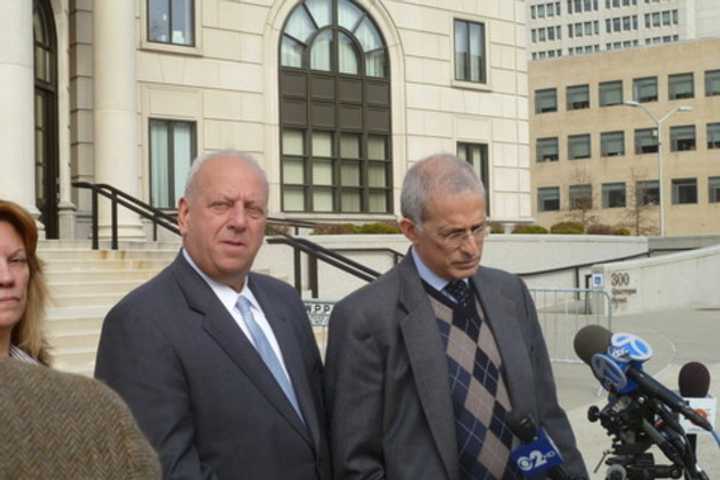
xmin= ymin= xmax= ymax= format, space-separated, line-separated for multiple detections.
xmin=265 ymin=224 xmax=291 ymax=235
xmin=614 ymin=227 xmax=631 ymax=236
xmin=586 ymin=223 xmax=614 ymax=235
xmin=489 ymin=221 xmax=505 ymax=234
xmin=353 ymin=222 xmax=401 ymax=234
xmin=311 ymin=223 xmax=356 ymax=235
xmin=512 ymin=224 xmax=548 ymax=234
xmin=550 ymin=221 xmax=585 ymax=234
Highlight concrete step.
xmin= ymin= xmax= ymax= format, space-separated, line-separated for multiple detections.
xmin=39 ymin=249 xmax=178 ymax=261
xmin=46 ymin=269 xmax=157 ymax=283
xmin=52 ymin=346 xmax=97 ymax=372
xmin=44 ymin=258 xmax=172 ymax=272
xmin=48 ymin=330 xmax=101 ymax=350
xmin=49 ymin=280 xmax=139 ymax=296
xmin=49 ymin=292 xmax=125 ymax=308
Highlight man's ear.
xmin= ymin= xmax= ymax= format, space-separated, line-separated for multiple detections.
xmin=399 ymin=217 xmax=419 ymax=244
xmin=177 ymin=197 xmax=190 ymax=235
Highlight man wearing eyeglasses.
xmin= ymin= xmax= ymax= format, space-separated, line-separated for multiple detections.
xmin=324 ymin=153 xmax=587 ymax=480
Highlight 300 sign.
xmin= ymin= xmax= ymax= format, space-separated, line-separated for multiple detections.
xmin=610 ymin=272 xmax=630 ymax=287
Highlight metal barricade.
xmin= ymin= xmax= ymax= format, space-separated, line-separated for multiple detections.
xmin=528 ymin=288 xmax=613 ymax=363
xmin=304 ymin=288 xmax=612 ymax=364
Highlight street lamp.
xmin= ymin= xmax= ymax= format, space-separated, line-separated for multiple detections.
xmin=622 ymin=100 xmax=693 ymax=236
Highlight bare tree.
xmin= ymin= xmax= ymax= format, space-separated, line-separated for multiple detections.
xmin=620 ymin=168 xmax=660 ymax=236
xmin=563 ymin=167 xmax=599 ymax=228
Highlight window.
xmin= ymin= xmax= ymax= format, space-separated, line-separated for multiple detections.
xmin=670 ymin=125 xmax=696 ymax=151
xmin=644 ymin=14 xmax=650 ymax=28
xmin=531 ymin=5 xmax=536 ymax=18
xmin=567 ymin=84 xmax=590 ymax=110
xmin=668 ymin=73 xmax=694 ymax=100
xmin=584 ymin=22 xmax=592 ymax=35
xmin=672 ymin=178 xmax=697 ymax=204
xmin=601 ymin=131 xmax=625 ymax=156
xmin=706 ymin=70 xmax=720 ymax=96
xmin=599 ymin=80 xmax=623 ymax=106
xmin=635 ymin=128 xmax=658 ymax=154
xmin=537 ymin=137 xmax=560 ymax=162
xmin=568 ymin=24 xmax=574 ymax=38
xmin=652 ymin=12 xmax=660 ymax=27
xmin=532 ymin=29 xmax=537 ymax=43
xmin=673 ymin=9 xmax=678 ymax=24
xmin=538 ymin=187 xmax=560 ymax=211
xmin=662 ymin=10 xmax=670 ymax=25
xmin=149 ymin=119 xmax=196 ymax=209
xmin=535 ymin=88 xmax=558 ymax=113
xmin=454 ymin=19 xmax=486 ymax=83
xmin=636 ymin=180 xmax=659 ymax=206
xmin=148 ymin=0 xmax=194 ymax=46
xmin=569 ymin=184 xmax=592 ymax=209
xmin=709 ymin=177 xmax=720 ymax=203
xmin=575 ymin=22 xmax=583 ymax=37
xmin=613 ymin=17 xmax=621 ymax=32
xmin=539 ymin=28 xmax=546 ymax=42
xmin=633 ymin=77 xmax=658 ymax=103
xmin=279 ymin=0 xmax=392 ymax=213
xmin=708 ymin=123 xmax=720 ymax=149
xmin=568 ymin=134 xmax=591 ymax=159
xmin=602 ymin=182 xmax=626 ymax=208
xmin=457 ymin=143 xmax=490 ymax=212
xmin=623 ymin=16 xmax=631 ymax=30
xmin=538 ymin=4 xmax=546 ymax=17
xmin=547 ymin=27 xmax=555 ymax=41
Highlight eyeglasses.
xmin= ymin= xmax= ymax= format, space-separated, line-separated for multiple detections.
xmin=434 ymin=223 xmax=490 ymax=249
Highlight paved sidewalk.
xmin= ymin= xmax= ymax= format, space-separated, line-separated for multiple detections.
xmin=552 ymin=308 xmax=720 ymax=479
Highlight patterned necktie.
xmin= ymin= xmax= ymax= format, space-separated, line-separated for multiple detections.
xmin=236 ymin=296 xmax=304 ymax=422
xmin=445 ymin=279 xmax=471 ymax=306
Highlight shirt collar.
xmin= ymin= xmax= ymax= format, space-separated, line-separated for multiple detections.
xmin=182 ymin=248 xmax=261 ymax=312
xmin=410 ymin=247 xmax=470 ymax=292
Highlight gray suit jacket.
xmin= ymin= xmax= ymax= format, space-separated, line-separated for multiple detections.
xmin=324 ymin=254 xmax=587 ymax=480
xmin=95 ymin=253 xmax=331 ymax=480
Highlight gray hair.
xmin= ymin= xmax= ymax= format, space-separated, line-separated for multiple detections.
xmin=400 ymin=153 xmax=486 ymax=226
xmin=183 ymin=150 xmax=268 ymax=200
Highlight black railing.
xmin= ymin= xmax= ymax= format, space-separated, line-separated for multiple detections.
xmin=73 ymin=182 xmax=179 ymax=249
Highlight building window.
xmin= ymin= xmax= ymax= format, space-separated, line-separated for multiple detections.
xmin=668 ymin=73 xmax=694 ymax=100
xmin=535 ymin=88 xmax=558 ymax=113
xmin=670 ymin=125 xmax=696 ymax=151
xmin=633 ymin=76 xmax=658 ymax=103
xmin=634 ymin=128 xmax=658 ymax=154
xmin=457 ymin=143 xmax=490 ymax=213
xmin=672 ymin=178 xmax=697 ymax=204
xmin=568 ymin=134 xmax=591 ymax=159
xmin=709 ymin=177 xmax=720 ymax=203
xmin=705 ymin=70 xmax=720 ymax=96
xmin=148 ymin=0 xmax=194 ymax=46
xmin=707 ymin=123 xmax=720 ymax=149
xmin=454 ymin=19 xmax=486 ymax=83
xmin=149 ymin=119 xmax=196 ymax=209
xmin=569 ymin=184 xmax=592 ymax=209
xmin=538 ymin=187 xmax=560 ymax=211
xmin=601 ymin=131 xmax=625 ymax=156
xmin=599 ymin=80 xmax=623 ymax=106
xmin=602 ymin=182 xmax=626 ymax=208
xmin=537 ymin=137 xmax=560 ymax=162
xmin=567 ymin=84 xmax=590 ymax=110
xmin=279 ymin=0 xmax=391 ymax=213
xmin=636 ymin=180 xmax=659 ymax=206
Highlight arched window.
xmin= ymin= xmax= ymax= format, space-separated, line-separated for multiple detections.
xmin=34 ymin=0 xmax=59 ymax=238
xmin=279 ymin=0 xmax=391 ymax=213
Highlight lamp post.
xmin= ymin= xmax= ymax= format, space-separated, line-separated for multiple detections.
xmin=622 ymin=101 xmax=693 ymax=236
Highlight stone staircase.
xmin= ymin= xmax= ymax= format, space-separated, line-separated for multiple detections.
xmin=40 ymin=240 xmax=181 ymax=376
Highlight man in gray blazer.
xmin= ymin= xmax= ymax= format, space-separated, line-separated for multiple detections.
xmin=324 ymin=153 xmax=587 ymax=480
xmin=95 ymin=151 xmax=330 ymax=480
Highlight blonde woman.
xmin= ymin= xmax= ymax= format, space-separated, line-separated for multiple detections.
xmin=0 ymin=199 xmax=50 ymax=365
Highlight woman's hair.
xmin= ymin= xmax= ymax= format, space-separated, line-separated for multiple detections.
xmin=0 ymin=200 xmax=51 ymax=365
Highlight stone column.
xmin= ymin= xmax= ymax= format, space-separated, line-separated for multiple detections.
xmin=0 ymin=1 xmax=39 ymax=219
xmin=93 ymin=1 xmax=145 ymax=240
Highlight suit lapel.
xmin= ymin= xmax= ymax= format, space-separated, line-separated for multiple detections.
xmin=397 ymin=256 xmax=460 ymax=480
xmin=471 ymin=269 xmax=535 ymax=419
xmin=170 ymin=254 xmax=313 ymax=447
xmin=250 ymin=274 xmax=322 ymax=452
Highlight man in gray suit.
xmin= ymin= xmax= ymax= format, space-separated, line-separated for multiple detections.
xmin=95 ymin=151 xmax=330 ymax=480
xmin=325 ymin=153 xmax=587 ymax=480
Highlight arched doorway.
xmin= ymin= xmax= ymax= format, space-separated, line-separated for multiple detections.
xmin=278 ymin=0 xmax=392 ymax=214
xmin=33 ymin=0 xmax=59 ymax=238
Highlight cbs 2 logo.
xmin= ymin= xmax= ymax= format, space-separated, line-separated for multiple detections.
xmin=516 ymin=450 xmax=557 ymax=472
xmin=610 ymin=272 xmax=630 ymax=287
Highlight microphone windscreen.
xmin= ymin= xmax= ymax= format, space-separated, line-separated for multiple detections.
xmin=678 ymin=361 xmax=710 ymax=397
xmin=573 ymin=324 xmax=613 ymax=365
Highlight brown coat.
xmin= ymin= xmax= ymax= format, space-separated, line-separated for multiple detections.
xmin=0 ymin=359 xmax=161 ymax=480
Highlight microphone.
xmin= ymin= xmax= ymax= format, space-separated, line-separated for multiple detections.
xmin=679 ymin=362 xmax=710 ymax=398
xmin=574 ymin=325 xmax=714 ymax=433
xmin=507 ymin=413 xmax=572 ymax=480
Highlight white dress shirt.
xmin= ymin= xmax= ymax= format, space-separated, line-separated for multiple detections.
xmin=182 ymin=249 xmax=292 ymax=381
